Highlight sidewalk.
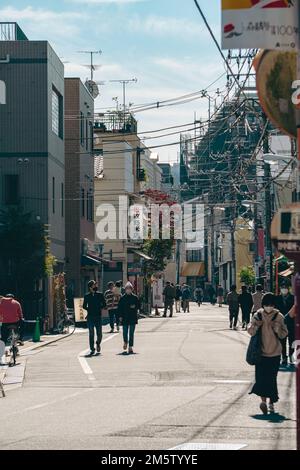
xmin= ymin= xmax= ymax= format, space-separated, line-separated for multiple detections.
xmin=0 ymin=331 xmax=77 ymax=393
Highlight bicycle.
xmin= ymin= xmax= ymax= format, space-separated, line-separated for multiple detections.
xmin=57 ymin=310 xmax=76 ymax=335
xmin=6 ymin=324 xmax=19 ymax=367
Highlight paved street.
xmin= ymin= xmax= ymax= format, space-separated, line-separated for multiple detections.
xmin=0 ymin=303 xmax=296 ymax=450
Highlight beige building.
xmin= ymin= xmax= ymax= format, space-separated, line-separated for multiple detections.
xmin=93 ymin=112 xmax=162 ymax=294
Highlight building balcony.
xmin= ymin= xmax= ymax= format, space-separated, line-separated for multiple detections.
xmin=94 ymin=112 xmax=137 ymax=134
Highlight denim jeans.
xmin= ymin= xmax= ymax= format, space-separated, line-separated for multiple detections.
xmin=87 ymin=316 xmax=102 ymax=352
xmin=123 ymin=324 xmax=136 ymax=348
xmin=109 ymin=309 xmax=119 ymax=330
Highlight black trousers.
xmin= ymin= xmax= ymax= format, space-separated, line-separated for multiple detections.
xmin=87 ymin=316 xmax=102 ymax=352
xmin=241 ymin=308 xmax=251 ymax=325
xmin=229 ymin=308 xmax=239 ymax=327
xmin=281 ymin=331 xmax=295 ymax=360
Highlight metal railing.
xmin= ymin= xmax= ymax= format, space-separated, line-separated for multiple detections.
xmin=94 ymin=112 xmax=137 ymax=134
xmin=0 ymin=23 xmax=28 ymax=41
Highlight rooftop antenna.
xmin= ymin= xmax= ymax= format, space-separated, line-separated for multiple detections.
xmin=109 ymin=78 xmax=138 ymax=116
xmin=77 ymin=50 xmax=102 ymax=81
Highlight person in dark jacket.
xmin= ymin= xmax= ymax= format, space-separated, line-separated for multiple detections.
xmin=118 ymin=282 xmax=140 ymax=354
xmin=163 ymin=282 xmax=176 ymax=317
xmin=276 ymin=284 xmax=294 ymax=366
xmin=239 ymin=286 xmax=254 ymax=329
xmin=83 ymin=280 xmax=106 ymax=356
xmin=208 ymin=285 xmax=216 ymax=305
xmin=175 ymin=285 xmax=182 ymax=313
xmin=227 ymin=285 xmax=239 ymax=330
xmin=284 ymin=304 xmax=296 ymax=365
xmin=181 ymin=284 xmax=191 ymax=313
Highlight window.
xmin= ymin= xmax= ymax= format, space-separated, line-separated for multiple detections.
xmin=4 ymin=175 xmax=19 ymax=205
xmin=89 ymin=121 xmax=94 ymax=152
xmin=52 ymin=87 xmax=63 ymax=138
xmin=80 ymin=112 xmax=84 ymax=146
xmin=87 ymin=191 xmax=93 ymax=221
xmin=52 ymin=177 xmax=55 ymax=214
xmin=86 ymin=120 xmax=89 ymax=151
xmin=81 ymin=188 xmax=85 ymax=217
xmin=61 ymin=183 xmax=64 ymax=217
xmin=186 ymin=250 xmax=201 ymax=262
xmin=249 ymin=242 xmax=256 ymax=254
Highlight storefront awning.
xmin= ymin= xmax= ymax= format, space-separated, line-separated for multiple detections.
xmin=181 ymin=262 xmax=205 ymax=277
xmin=132 ymin=250 xmax=152 ymax=261
xmin=81 ymin=255 xmax=101 ymax=266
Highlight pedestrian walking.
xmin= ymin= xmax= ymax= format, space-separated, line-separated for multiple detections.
xmin=105 ymin=281 xmax=119 ymax=333
xmin=216 ymin=285 xmax=224 ymax=307
xmin=118 ymin=282 xmax=140 ymax=354
xmin=239 ymin=286 xmax=254 ymax=330
xmin=194 ymin=286 xmax=203 ymax=307
xmin=163 ymin=281 xmax=176 ymax=317
xmin=208 ymin=285 xmax=216 ymax=305
xmin=284 ymin=304 xmax=296 ymax=365
xmin=248 ymin=293 xmax=288 ymax=415
xmin=227 ymin=285 xmax=239 ymax=330
xmin=175 ymin=284 xmax=182 ymax=313
xmin=252 ymin=284 xmax=264 ymax=316
xmin=83 ymin=281 xmax=106 ymax=356
xmin=113 ymin=281 xmax=123 ymax=331
xmin=181 ymin=284 xmax=191 ymax=313
xmin=275 ymin=283 xmax=294 ymax=366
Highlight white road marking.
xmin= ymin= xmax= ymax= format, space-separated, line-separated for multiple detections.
xmin=170 ymin=443 xmax=248 ymax=450
xmin=77 ymin=334 xmax=119 ymax=378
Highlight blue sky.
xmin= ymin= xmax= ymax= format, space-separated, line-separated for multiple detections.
xmin=1 ymin=1 xmax=224 ymax=162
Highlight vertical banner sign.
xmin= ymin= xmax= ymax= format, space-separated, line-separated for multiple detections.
xmin=221 ymin=0 xmax=299 ymax=50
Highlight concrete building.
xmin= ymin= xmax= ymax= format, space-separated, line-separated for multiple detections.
xmin=64 ymin=78 xmax=97 ymax=304
xmin=0 ymin=23 xmax=65 ymax=318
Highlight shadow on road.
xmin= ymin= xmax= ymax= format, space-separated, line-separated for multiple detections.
xmin=251 ymin=413 xmax=291 ymax=424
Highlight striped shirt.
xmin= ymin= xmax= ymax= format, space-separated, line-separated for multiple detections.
xmin=104 ymin=289 xmax=116 ymax=310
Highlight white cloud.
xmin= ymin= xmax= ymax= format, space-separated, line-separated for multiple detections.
xmin=0 ymin=6 xmax=89 ymax=39
xmin=128 ymin=14 xmax=206 ymax=38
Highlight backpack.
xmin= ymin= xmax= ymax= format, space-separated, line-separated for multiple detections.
xmin=246 ymin=312 xmax=262 ymax=366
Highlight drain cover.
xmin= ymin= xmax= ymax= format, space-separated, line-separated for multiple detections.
xmin=171 ymin=443 xmax=247 ymax=451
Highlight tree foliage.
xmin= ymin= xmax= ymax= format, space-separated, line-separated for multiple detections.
xmin=142 ymin=239 xmax=174 ymax=278
xmin=0 ymin=207 xmax=53 ymax=296
xmin=239 ymin=265 xmax=256 ymax=287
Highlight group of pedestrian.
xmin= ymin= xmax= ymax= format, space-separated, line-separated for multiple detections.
xmin=163 ymin=282 xmax=194 ymax=316
xmin=83 ymin=280 xmax=140 ymax=356
xmin=227 ymin=284 xmax=260 ymax=330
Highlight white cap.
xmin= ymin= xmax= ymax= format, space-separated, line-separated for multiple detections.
xmin=125 ymin=282 xmax=133 ymax=290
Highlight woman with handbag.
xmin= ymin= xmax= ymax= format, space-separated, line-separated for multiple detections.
xmin=247 ymin=293 xmax=288 ymax=415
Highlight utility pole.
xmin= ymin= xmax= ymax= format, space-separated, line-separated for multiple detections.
xmin=263 ymin=114 xmax=273 ymax=292
xmin=210 ymin=207 xmax=215 ymax=289
xmin=295 ymin=3 xmax=300 ymax=451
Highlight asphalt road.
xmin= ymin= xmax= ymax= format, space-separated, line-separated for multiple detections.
xmin=0 ymin=303 xmax=296 ymax=450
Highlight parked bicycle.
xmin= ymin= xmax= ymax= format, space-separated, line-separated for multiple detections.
xmin=57 ymin=309 xmax=76 ymax=335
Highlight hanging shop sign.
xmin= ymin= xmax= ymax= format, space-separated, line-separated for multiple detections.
xmin=271 ymin=203 xmax=300 ymax=263
xmin=221 ymin=0 xmax=298 ymax=51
